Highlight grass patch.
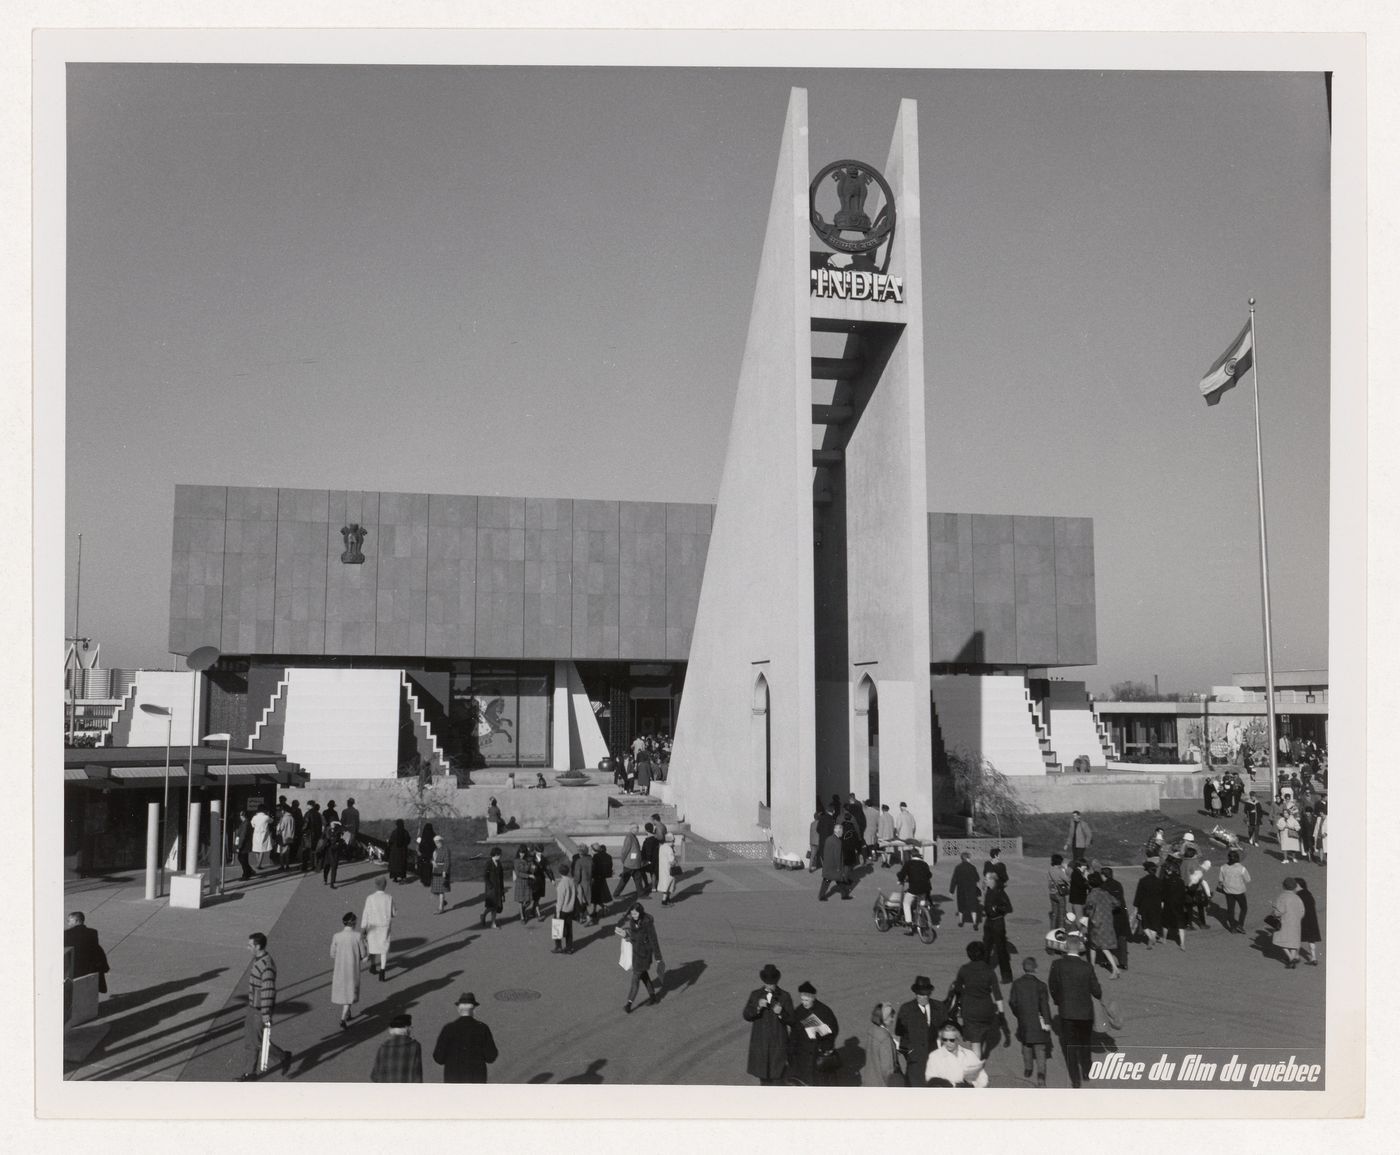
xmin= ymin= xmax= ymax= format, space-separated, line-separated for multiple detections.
xmin=999 ymin=811 xmax=1219 ymax=863
xmin=360 ymin=817 xmax=568 ymax=884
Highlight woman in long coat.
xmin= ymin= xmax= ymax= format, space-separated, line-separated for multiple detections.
xmin=1083 ymin=873 xmax=1122 ymax=978
xmin=512 ymin=845 xmax=534 ymax=922
xmin=430 ymin=836 xmax=452 ymax=914
xmin=360 ymin=877 xmax=395 ymax=980
xmin=330 ymin=911 xmax=366 ymax=1028
xmin=656 ymin=838 xmax=678 ymax=906
xmin=481 ymin=848 xmax=504 ymax=929
xmin=863 ymin=1002 xmax=904 ymax=1087
xmin=417 ymin=823 xmax=436 ymax=887
xmin=1101 ymin=866 xmax=1131 ymax=970
xmin=589 ymin=843 xmax=613 ymax=921
xmin=1270 ymin=878 xmax=1305 ymax=968
xmin=1296 ymin=876 xmax=1322 ymax=964
xmin=742 ymin=964 xmax=793 ymax=1084
xmin=635 ymin=756 xmax=651 ymax=796
xmin=1276 ymin=801 xmax=1302 ymax=864
xmin=1132 ymin=861 xmax=1163 ymax=948
xmin=616 ymin=903 xmax=663 ymax=1011
xmin=787 ymin=982 xmax=840 ymax=1086
xmin=386 ymin=819 xmax=412 ymax=883
xmin=529 ymin=847 xmax=554 ymax=914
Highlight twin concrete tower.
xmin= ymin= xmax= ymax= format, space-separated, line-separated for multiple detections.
xmin=666 ymin=89 xmax=934 ymax=856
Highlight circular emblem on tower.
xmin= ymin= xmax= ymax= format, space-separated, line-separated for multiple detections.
xmin=809 ymin=159 xmax=896 ymax=273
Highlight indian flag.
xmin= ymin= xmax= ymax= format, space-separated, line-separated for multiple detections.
xmin=1199 ymin=320 xmax=1254 ymax=406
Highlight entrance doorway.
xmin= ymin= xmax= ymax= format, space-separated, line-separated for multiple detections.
xmin=857 ymin=674 xmax=879 ymax=804
xmin=753 ymin=674 xmax=771 ymax=808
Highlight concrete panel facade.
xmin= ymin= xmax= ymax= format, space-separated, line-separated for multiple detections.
xmin=927 ymin=512 xmax=1097 ymax=667
xmin=425 ymin=493 xmax=477 ymax=657
xmin=375 ymin=492 xmax=430 ymax=657
xmin=525 ymin=499 xmax=574 ymax=659
xmin=324 ymin=491 xmax=380 ymax=655
xmin=169 ymin=485 xmax=713 ymax=662
xmin=273 ymin=488 xmax=329 ymax=655
xmin=169 ymin=485 xmax=228 ymax=656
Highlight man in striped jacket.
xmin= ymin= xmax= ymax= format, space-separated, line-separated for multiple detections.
xmin=238 ymin=932 xmax=292 ymax=1081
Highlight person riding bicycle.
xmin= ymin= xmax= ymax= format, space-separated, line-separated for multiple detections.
xmin=897 ymin=848 xmax=933 ymax=928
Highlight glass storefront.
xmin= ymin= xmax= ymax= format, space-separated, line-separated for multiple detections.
xmin=447 ymin=661 xmax=553 ymax=768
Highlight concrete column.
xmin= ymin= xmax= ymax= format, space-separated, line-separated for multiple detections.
xmin=552 ymin=661 xmax=572 ymax=770
xmin=144 ymin=802 xmax=161 ymax=900
xmin=184 ymin=803 xmax=201 ymax=875
xmin=209 ymin=800 xmax=223 ymax=892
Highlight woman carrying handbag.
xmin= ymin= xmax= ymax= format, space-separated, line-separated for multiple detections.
xmin=615 ymin=902 xmax=663 ymax=1014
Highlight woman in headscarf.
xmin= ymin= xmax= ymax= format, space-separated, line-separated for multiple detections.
xmin=360 ymin=876 xmax=394 ymax=981
xmin=1083 ymin=872 xmax=1122 ymax=978
xmin=1269 ymin=877 xmax=1305 ymax=968
xmin=329 ymin=911 xmax=366 ymax=1029
xmin=512 ymin=844 xmax=534 ymax=923
xmin=1100 ymin=866 xmax=1131 ymax=972
xmin=430 ymin=834 xmax=452 ymax=914
xmin=386 ymin=818 xmax=412 ymax=883
xmin=656 ymin=836 xmax=678 ymax=906
xmin=863 ymin=1002 xmax=904 ymax=1087
xmin=616 ymin=902 xmax=663 ymax=1013
xmin=1132 ymin=860 xmax=1163 ymax=948
xmin=1296 ymin=876 xmax=1322 ymax=965
xmin=416 ymin=822 xmax=436 ymax=888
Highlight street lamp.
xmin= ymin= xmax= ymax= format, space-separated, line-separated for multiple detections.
xmin=183 ymin=646 xmax=221 ymax=873
xmin=203 ymin=733 xmax=232 ymax=895
xmin=139 ymin=703 xmax=173 ymax=894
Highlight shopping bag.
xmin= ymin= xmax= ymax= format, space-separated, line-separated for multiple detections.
xmin=618 ymin=938 xmax=633 ymax=971
xmin=550 ymin=918 xmax=565 ymax=941
xmin=1093 ymin=998 xmax=1123 ymax=1034
xmin=259 ymin=1024 xmax=272 ymax=1072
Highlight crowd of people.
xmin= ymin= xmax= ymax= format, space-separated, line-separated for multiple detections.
xmin=71 ymin=755 xmax=1325 ymax=1087
xmin=611 ymin=732 xmax=672 ymax=794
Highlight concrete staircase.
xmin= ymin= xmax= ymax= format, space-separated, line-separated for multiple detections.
xmin=929 ymin=673 xmax=1050 ymax=777
xmin=249 ymin=672 xmax=289 ymax=751
xmin=1044 ymin=680 xmax=1116 ymax=768
xmin=400 ymin=672 xmax=447 ymax=772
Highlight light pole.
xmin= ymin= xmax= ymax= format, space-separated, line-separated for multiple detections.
xmin=183 ymin=646 xmax=221 ymax=870
xmin=140 ymin=703 xmax=173 ymax=892
xmin=204 ymin=733 xmax=232 ymax=895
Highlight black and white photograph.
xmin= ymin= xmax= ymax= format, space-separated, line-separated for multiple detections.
xmin=26 ymin=18 xmax=1374 ymax=1126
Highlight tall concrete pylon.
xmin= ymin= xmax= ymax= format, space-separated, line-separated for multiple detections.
xmin=667 ymin=89 xmax=932 ymax=858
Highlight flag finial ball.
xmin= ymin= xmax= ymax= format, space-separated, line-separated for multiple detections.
xmin=1249 ymin=296 xmax=1256 ymax=306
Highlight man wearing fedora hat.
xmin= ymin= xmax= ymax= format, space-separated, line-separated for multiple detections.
xmin=370 ymin=1013 xmax=423 ymax=1083
xmin=895 ymin=975 xmax=948 ymax=1086
xmin=432 ymin=993 xmax=499 ymax=1083
xmin=742 ymin=964 xmax=794 ymax=1084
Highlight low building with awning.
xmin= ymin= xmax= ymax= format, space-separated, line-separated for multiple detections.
xmin=64 ymin=747 xmax=308 ymax=874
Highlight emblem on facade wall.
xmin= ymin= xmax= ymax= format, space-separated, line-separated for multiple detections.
xmin=340 ymin=523 xmax=367 ymax=564
xmin=809 ymin=159 xmax=897 ymax=274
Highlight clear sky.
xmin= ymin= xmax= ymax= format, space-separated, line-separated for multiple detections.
xmin=64 ymin=64 xmax=1330 ymax=695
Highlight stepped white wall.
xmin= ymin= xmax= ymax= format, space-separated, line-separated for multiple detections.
xmin=281 ymin=667 xmax=401 ymax=779
xmin=930 ymin=674 xmax=1047 ymax=777
xmin=1045 ymin=680 xmax=1110 ymax=768
xmin=108 ymin=670 xmax=201 ymax=747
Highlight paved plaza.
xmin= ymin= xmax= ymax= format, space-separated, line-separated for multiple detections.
xmin=64 ymin=800 xmax=1323 ymax=1088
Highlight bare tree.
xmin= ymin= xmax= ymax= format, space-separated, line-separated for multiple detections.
xmin=946 ymin=748 xmax=1031 ymax=837
xmin=392 ymin=760 xmax=461 ymax=827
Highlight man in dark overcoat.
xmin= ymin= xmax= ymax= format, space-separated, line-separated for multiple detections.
xmin=64 ymin=912 xmax=110 ymax=993
xmin=949 ymin=851 xmax=982 ymax=928
xmin=432 ymin=992 xmax=499 ymax=1083
xmin=817 ymin=824 xmax=851 ymax=901
xmin=1048 ymin=938 xmax=1102 ymax=1088
xmin=480 ymin=846 xmax=505 ymax=929
xmin=895 ymin=974 xmax=947 ymax=1086
xmin=742 ymin=964 xmax=793 ymax=1085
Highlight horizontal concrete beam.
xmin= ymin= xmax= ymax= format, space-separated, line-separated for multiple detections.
xmin=811 ymin=356 xmax=863 ymax=380
xmin=812 ymin=449 xmax=844 ymax=467
xmin=811 ymin=404 xmax=853 ymax=424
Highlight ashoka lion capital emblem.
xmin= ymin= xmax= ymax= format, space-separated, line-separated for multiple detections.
xmin=810 ymin=159 xmax=896 ymax=274
xmin=340 ymin=523 xmax=367 ymax=565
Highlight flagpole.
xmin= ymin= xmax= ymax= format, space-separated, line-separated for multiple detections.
xmin=1248 ymin=297 xmax=1280 ymax=804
